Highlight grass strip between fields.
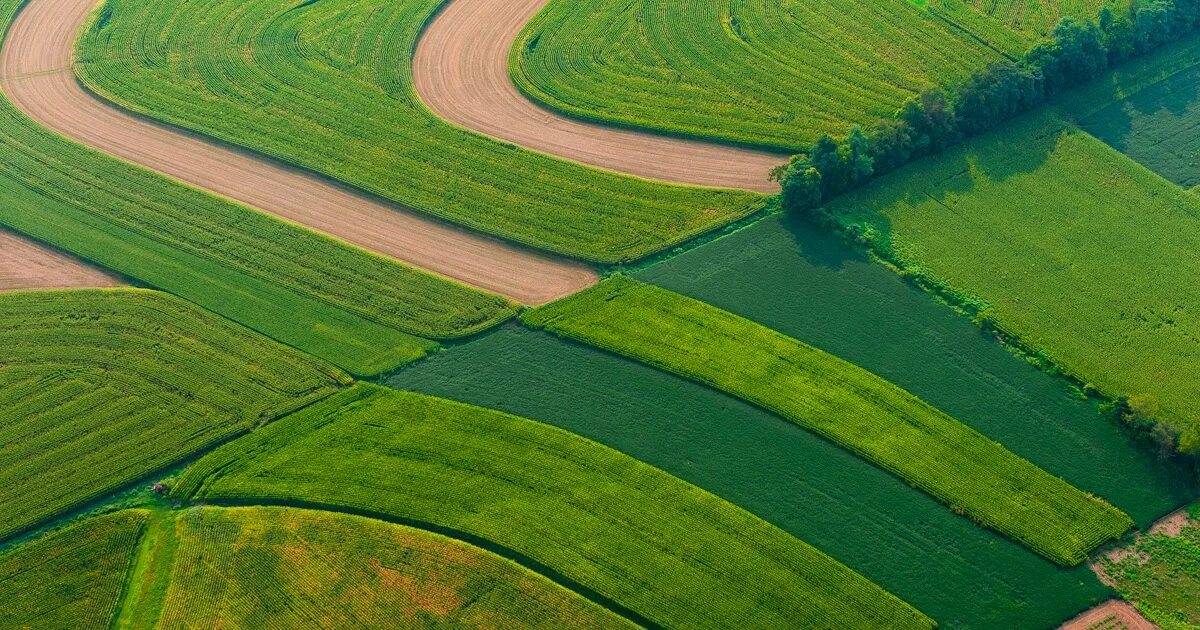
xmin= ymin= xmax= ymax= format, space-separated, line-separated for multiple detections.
xmin=0 ymin=289 xmax=349 ymax=541
xmin=174 ymin=383 xmax=936 ymax=630
xmin=522 ymin=276 xmax=1133 ymax=565
xmin=0 ymin=509 xmax=147 ymax=629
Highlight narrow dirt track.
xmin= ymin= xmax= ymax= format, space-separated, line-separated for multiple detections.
xmin=0 ymin=229 xmax=123 ymax=291
xmin=413 ymin=0 xmax=785 ymax=193
xmin=0 ymin=0 xmax=597 ymax=305
xmin=1058 ymin=600 xmax=1157 ymax=630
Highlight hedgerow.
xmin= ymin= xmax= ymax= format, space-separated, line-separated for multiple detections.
xmin=75 ymin=0 xmax=764 ymax=263
xmin=522 ymin=276 xmax=1133 ymax=565
xmin=175 ymin=383 xmax=935 ymax=630
xmin=0 ymin=289 xmax=347 ymax=541
xmin=157 ymin=506 xmax=634 ymax=629
xmin=0 ymin=510 xmax=147 ymax=630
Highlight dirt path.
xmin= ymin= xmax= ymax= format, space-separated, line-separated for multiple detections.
xmin=0 ymin=230 xmax=122 ymax=291
xmin=0 ymin=0 xmax=597 ymax=305
xmin=1059 ymin=600 xmax=1157 ymax=630
xmin=413 ymin=0 xmax=785 ymax=193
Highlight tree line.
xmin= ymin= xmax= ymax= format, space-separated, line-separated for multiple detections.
xmin=774 ymin=0 xmax=1200 ymax=214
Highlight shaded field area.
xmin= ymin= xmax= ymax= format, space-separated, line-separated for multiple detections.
xmin=177 ymin=384 xmax=935 ymax=630
xmin=0 ymin=289 xmax=347 ymax=541
xmin=76 ymin=0 xmax=764 ymax=263
xmin=154 ymin=506 xmax=633 ymax=629
xmin=524 ymin=276 xmax=1132 ymax=565
xmin=390 ymin=324 xmax=1115 ymax=628
xmin=513 ymin=0 xmax=1001 ymax=150
xmin=0 ymin=229 xmax=123 ymax=291
xmin=1079 ymin=60 xmax=1200 ymax=187
xmin=0 ymin=510 xmax=145 ymax=629
xmin=827 ymin=111 xmax=1200 ymax=451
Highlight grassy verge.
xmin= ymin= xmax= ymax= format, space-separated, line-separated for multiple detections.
xmin=175 ymin=383 xmax=935 ymax=629
xmin=523 ymin=276 xmax=1132 ymax=565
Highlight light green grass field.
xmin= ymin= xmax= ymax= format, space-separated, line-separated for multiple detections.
xmin=75 ymin=0 xmax=764 ymax=263
xmin=926 ymin=0 xmax=1117 ymax=56
xmin=513 ymin=0 xmax=1002 ymax=150
xmin=176 ymin=383 xmax=935 ymax=629
xmin=827 ymin=111 xmax=1200 ymax=452
xmin=0 ymin=510 xmax=146 ymax=630
xmin=0 ymin=289 xmax=347 ymax=541
xmin=524 ymin=276 xmax=1132 ymax=565
xmin=1098 ymin=503 xmax=1200 ymax=628
xmin=154 ymin=506 xmax=633 ymax=629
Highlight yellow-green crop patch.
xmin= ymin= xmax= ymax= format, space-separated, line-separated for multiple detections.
xmin=926 ymin=0 xmax=1117 ymax=56
xmin=0 ymin=510 xmax=146 ymax=630
xmin=513 ymin=0 xmax=1003 ymax=150
xmin=154 ymin=506 xmax=633 ymax=629
xmin=827 ymin=111 xmax=1200 ymax=453
xmin=523 ymin=276 xmax=1133 ymax=565
xmin=0 ymin=289 xmax=347 ymax=541
xmin=75 ymin=0 xmax=763 ymax=263
xmin=175 ymin=383 xmax=935 ymax=630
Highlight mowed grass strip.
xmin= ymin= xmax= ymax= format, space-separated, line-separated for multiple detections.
xmin=522 ymin=276 xmax=1132 ymax=565
xmin=827 ymin=111 xmax=1200 ymax=453
xmin=513 ymin=0 xmax=1002 ymax=150
xmin=0 ymin=289 xmax=348 ymax=541
xmin=157 ymin=506 xmax=634 ymax=629
xmin=176 ymin=383 xmax=935 ymax=630
xmin=0 ymin=510 xmax=147 ymax=630
xmin=75 ymin=0 xmax=763 ymax=263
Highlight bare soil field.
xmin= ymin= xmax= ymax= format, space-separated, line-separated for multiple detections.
xmin=412 ymin=0 xmax=784 ymax=193
xmin=1059 ymin=600 xmax=1157 ymax=630
xmin=0 ymin=230 xmax=121 ymax=291
xmin=0 ymin=0 xmax=596 ymax=304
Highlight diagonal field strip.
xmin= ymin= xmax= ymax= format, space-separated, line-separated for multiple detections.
xmin=412 ymin=0 xmax=785 ymax=192
xmin=0 ymin=0 xmax=596 ymax=305
xmin=0 ymin=228 xmax=122 ymax=291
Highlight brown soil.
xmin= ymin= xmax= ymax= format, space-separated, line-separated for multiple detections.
xmin=0 ymin=229 xmax=122 ymax=291
xmin=1059 ymin=600 xmax=1158 ymax=630
xmin=0 ymin=0 xmax=597 ymax=305
xmin=413 ymin=0 xmax=785 ymax=193
xmin=1149 ymin=508 xmax=1194 ymax=537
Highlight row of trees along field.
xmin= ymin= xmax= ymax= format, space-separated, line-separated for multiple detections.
xmin=775 ymin=0 xmax=1200 ymax=212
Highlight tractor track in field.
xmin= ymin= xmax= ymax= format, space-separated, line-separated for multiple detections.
xmin=0 ymin=229 xmax=123 ymax=291
xmin=413 ymin=0 xmax=785 ymax=193
xmin=0 ymin=0 xmax=597 ymax=305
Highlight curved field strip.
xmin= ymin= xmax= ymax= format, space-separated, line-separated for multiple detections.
xmin=0 ymin=289 xmax=348 ymax=541
xmin=0 ymin=510 xmax=146 ymax=630
xmin=413 ymin=0 xmax=783 ymax=192
xmin=153 ymin=506 xmax=633 ymax=629
xmin=523 ymin=276 xmax=1132 ymax=565
xmin=0 ymin=229 xmax=122 ymax=291
xmin=512 ymin=0 xmax=1004 ymax=151
xmin=177 ymin=384 xmax=936 ymax=630
xmin=2 ymin=0 xmax=592 ymax=305
xmin=75 ymin=0 xmax=766 ymax=264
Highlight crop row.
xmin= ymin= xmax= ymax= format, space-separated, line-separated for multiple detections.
xmin=512 ymin=0 xmax=1003 ymax=150
xmin=75 ymin=0 xmax=763 ymax=263
xmin=927 ymin=0 xmax=1114 ymax=55
xmin=156 ymin=506 xmax=632 ymax=628
xmin=522 ymin=276 xmax=1133 ymax=565
xmin=0 ymin=510 xmax=147 ymax=629
xmin=0 ymin=289 xmax=347 ymax=541
xmin=175 ymin=383 xmax=936 ymax=629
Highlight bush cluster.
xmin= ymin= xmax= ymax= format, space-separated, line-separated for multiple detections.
xmin=774 ymin=1 xmax=1200 ymax=214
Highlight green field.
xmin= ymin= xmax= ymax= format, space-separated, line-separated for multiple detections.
xmin=75 ymin=0 xmax=763 ymax=263
xmin=513 ymin=0 xmax=1001 ymax=150
xmin=0 ymin=289 xmax=347 ymax=540
xmin=827 ymin=110 xmax=1200 ymax=452
xmin=1079 ymin=60 xmax=1200 ymax=187
xmin=153 ymin=506 xmax=632 ymax=628
xmin=524 ymin=275 xmax=1132 ymax=564
xmin=176 ymin=383 xmax=935 ymax=629
xmin=1098 ymin=504 xmax=1200 ymax=628
xmin=926 ymin=0 xmax=1116 ymax=56
xmin=0 ymin=510 xmax=146 ymax=630
xmin=390 ymin=324 xmax=1118 ymax=628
